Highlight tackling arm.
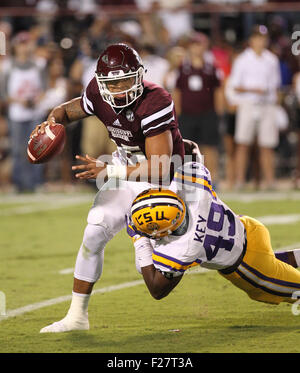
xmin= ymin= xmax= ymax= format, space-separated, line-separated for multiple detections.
xmin=141 ymin=265 xmax=183 ymax=300
xmin=133 ymin=235 xmax=183 ymax=300
xmin=129 ymin=136 xmax=203 ymax=182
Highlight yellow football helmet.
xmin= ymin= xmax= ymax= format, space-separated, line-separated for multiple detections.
xmin=130 ymin=188 xmax=186 ymax=238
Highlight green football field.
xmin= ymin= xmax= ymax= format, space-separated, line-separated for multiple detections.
xmin=1 ymin=191 xmax=300 ymax=353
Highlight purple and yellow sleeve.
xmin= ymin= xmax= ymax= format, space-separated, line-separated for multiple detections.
xmin=126 ymin=215 xmax=142 ymax=243
xmin=152 ymin=249 xmax=202 ymax=274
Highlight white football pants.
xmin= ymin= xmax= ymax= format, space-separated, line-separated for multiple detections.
xmin=74 ymin=177 xmax=152 ymax=283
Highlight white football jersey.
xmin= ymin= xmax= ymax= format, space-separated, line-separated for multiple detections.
xmin=151 ymin=162 xmax=246 ymax=275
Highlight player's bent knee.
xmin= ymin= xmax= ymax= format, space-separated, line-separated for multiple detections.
xmin=74 ymin=224 xmax=108 ymax=283
xmin=74 ymin=248 xmax=104 ymax=283
xmin=81 ymin=223 xmax=112 ymax=256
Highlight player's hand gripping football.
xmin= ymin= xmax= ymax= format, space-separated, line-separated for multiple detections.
xmin=72 ymin=155 xmax=106 ymax=180
xmin=30 ymin=116 xmax=57 ymax=138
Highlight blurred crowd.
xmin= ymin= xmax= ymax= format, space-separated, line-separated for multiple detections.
xmin=1 ymin=0 xmax=300 ymax=193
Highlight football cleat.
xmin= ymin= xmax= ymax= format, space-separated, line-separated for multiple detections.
xmin=130 ymin=188 xmax=186 ymax=239
xmin=95 ymin=43 xmax=144 ymax=109
xmin=39 ymin=314 xmax=89 ymax=333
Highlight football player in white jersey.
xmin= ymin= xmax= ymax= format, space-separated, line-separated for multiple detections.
xmin=127 ymin=162 xmax=300 ymax=304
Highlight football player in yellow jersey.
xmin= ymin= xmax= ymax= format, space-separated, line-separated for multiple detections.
xmin=127 ymin=163 xmax=300 ymax=305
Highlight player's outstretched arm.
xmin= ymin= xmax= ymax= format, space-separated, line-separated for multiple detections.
xmin=141 ymin=265 xmax=183 ymax=300
xmin=30 ymin=97 xmax=89 ymax=138
xmin=72 ymin=130 xmax=174 ymax=182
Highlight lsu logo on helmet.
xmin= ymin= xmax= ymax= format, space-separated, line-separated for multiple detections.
xmin=130 ymin=189 xmax=186 ymax=238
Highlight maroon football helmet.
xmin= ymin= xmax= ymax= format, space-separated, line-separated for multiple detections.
xmin=95 ymin=43 xmax=144 ymax=108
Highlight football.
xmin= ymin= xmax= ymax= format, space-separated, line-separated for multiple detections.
xmin=27 ymin=124 xmax=66 ymax=164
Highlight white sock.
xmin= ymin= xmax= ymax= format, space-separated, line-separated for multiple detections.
xmin=66 ymin=292 xmax=90 ymax=320
xmin=293 ymin=249 xmax=300 ymax=268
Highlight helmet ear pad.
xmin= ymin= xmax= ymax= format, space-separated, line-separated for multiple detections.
xmin=130 ymin=189 xmax=186 ymax=239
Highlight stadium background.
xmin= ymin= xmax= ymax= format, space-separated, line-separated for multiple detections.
xmin=1 ymin=0 xmax=300 ymax=192
xmin=1 ymin=0 xmax=300 ymax=355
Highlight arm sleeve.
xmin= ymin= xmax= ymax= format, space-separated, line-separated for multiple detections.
xmin=152 ymin=247 xmax=201 ymax=277
xmin=80 ymin=79 xmax=96 ymax=116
